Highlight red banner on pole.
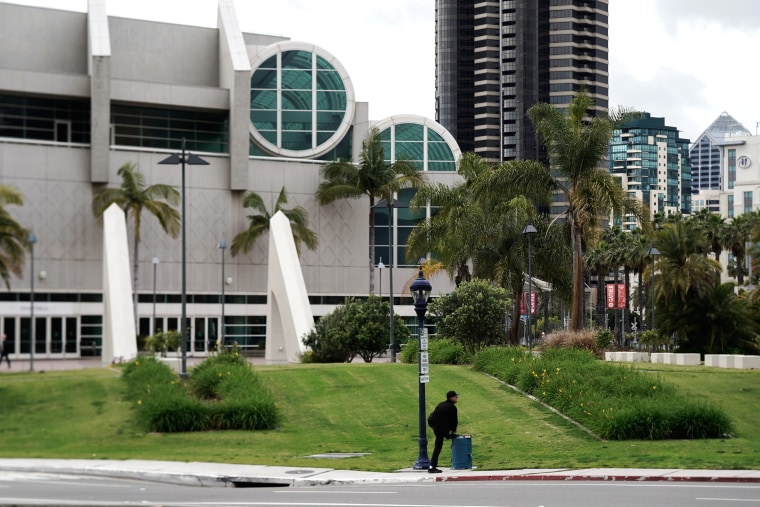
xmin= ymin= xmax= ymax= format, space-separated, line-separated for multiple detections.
xmin=520 ymin=292 xmax=537 ymax=315
xmin=617 ymin=283 xmax=626 ymax=309
xmin=606 ymin=284 xmax=626 ymax=309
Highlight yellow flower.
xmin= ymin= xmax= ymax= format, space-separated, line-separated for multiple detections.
xmin=652 ymin=385 xmax=657 ymax=390
xmin=137 ymin=400 xmax=142 ymax=405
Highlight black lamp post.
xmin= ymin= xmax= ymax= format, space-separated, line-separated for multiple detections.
xmin=159 ymin=137 xmax=208 ymax=376
xmin=523 ymin=224 xmax=537 ymax=349
xmin=410 ymin=269 xmax=432 ymax=470
xmin=217 ymin=234 xmax=227 ymax=351
xmin=28 ymin=231 xmax=36 ymax=371
xmin=152 ymin=256 xmax=159 ymax=335
xmin=377 ymin=257 xmax=384 ymax=298
xmin=373 ymin=191 xmax=407 ymax=363
xmin=647 ymin=246 xmax=660 ymax=331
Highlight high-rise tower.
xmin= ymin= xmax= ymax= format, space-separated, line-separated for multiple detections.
xmin=435 ymin=0 xmax=609 ymax=162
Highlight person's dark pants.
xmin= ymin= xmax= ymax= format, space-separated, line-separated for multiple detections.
xmin=0 ymin=351 xmax=9 ymax=367
xmin=430 ymin=431 xmax=446 ymax=468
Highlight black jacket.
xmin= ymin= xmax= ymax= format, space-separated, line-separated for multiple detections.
xmin=428 ymin=399 xmax=458 ymax=437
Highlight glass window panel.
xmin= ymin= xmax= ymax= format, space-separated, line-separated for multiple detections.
xmin=316 ymin=110 xmax=344 ymax=130
xmin=316 ymin=91 xmax=346 ymax=111
xmin=379 ymin=128 xmax=391 ymax=141
xmin=252 ymin=90 xmax=278 ymax=110
xmin=395 ymin=142 xmax=424 ymax=161
xmin=395 ymin=123 xmax=424 ymax=141
xmin=316 ymin=70 xmax=344 ymax=91
xmin=428 ymin=142 xmax=454 ymax=161
xmin=316 ymin=131 xmax=336 ymax=144
xmin=428 ymin=161 xmax=456 ymax=172
xmin=427 ymin=129 xmax=445 ymax=143
xmin=251 ymin=69 xmax=277 ymax=89
xmin=282 ymin=110 xmax=312 ymax=130
xmin=260 ymin=130 xmax=277 ymax=144
xmin=281 ymin=69 xmax=312 ymax=90
xmin=316 ymin=55 xmax=335 ymax=70
xmin=281 ymin=130 xmax=312 ymax=150
xmin=281 ymin=90 xmax=311 ymax=110
xmin=259 ymin=55 xmax=277 ymax=69
xmin=281 ymin=50 xmax=312 ymax=70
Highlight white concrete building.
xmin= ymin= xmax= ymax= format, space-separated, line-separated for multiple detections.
xmin=0 ymin=1 xmax=461 ymax=359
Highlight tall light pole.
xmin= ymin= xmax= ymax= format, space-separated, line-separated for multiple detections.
xmin=217 ymin=234 xmax=227 ymax=352
xmin=523 ymin=224 xmax=537 ymax=350
xmin=648 ymin=246 xmax=660 ymax=332
xmin=152 ymin=256 xmax=159 ymax=335
xmin=410 ymin=269 xmax=432 ymax=470
xmin=28 ymin=232 xmax=36 ymax=371
xmin=377 ymin=257 xmax=384 ymax=299
xmin=159 ymin=137 xmax=209 ymax=376
xmin=374 ymin=191 xmax=407 ymax=363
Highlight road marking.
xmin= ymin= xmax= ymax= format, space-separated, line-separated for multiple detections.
xmin=697 ymin=499 xmax=760 ymax=503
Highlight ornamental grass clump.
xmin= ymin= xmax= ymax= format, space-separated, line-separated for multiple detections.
xmin=473 ymin=346 xmax=733 ymax=440
xmin=122 ymin=352 xmax=279 ymax=432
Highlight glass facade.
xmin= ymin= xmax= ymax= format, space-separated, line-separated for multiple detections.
xmin=250 ymin=46 xmax=352 ymax=158
xmin=0 ymin=94 xmax=90 ymax=143
xmin=111 ymin=104 xmax=229 ymax=153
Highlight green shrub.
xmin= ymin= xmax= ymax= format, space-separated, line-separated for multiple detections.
xmin=399 ymin=338 xmax=473 ymax=365
xmin=594 ymin=329 xmax=614 ymax=350
xmin=472 ymin=346 xmax=733 ymax=440
xmin=143 ymin=330 xmax=181 ymax=357
xmin=122 ymin=354 xmax=280 ymax=433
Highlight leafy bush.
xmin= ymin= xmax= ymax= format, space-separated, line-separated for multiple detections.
xmin=594 ymin=329 xmax=614 ymax=350
xmin=399 ymin=338 xmax=472 ymax=365
xmin=122 ymin=352 xmax=279 ymax=432
xmin=143 ymin=330 xmax=181 ymax=357
xmin=473 ymin=346 xmax=733 ymax=440
xmin=302 ymin=296 xmax=410 ymax=363
xmin=428 ymin=278 xmax=511 ymax=354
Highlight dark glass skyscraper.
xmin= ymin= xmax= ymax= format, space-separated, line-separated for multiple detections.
xmin=435 ymin=0 xmax=609 ymax=162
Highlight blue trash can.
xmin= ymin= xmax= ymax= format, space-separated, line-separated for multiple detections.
xmin=451 ymin=435 xmax=472 ymax=469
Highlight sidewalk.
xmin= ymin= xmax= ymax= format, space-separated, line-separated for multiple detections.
xmin=0 ymin=459 xmax=759 ymax=487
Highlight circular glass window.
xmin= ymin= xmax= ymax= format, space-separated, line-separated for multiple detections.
xmin=249 ymin=42 xmax=355 ymax=159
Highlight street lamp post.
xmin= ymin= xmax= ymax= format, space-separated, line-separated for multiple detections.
xmin=152 ymin=256 xmax=159 ymax=335
xmin=523 ymin=224 xmax=537 ymax=350
xmin=410 ymin=269 xmax=432 ymax=470
xmin=648 ymin=246 xmax=660 ymax=332
xmin=377 ymin=257 xmax=385 ymax=299
xmin=159 ymin=137 xmax=209 ymax=377
xmin=373 ymin=191 xmax=407 ymax=363
xmin=28 ymin=232 xmax=37 ymax=372
xmin=217 ymin=234 xmax=227 ymax=352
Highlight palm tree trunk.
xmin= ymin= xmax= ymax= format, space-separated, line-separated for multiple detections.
xmin=133 ymin=237 xmax=140 ymax=333
xmin=369 ymin=200 xmax=376 ymax=294
xmin=570 ymin=229 xmax=584 ymax=331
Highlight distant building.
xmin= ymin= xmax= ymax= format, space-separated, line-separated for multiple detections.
xmin=720 ymin=135 xmax=760 ymax=219
xmin=692 ymin=190 xmax=721 ymax=214
xmin=435 ymin=0 xmax=610 ymax=162
xmin=689 ymin=112 xmax=751 ymax=192
xmin=609 ymin=113 xmax=692 ymax=229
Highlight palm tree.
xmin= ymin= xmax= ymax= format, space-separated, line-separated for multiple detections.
xmin=406 ymin=152 xmax=493 ymax=286
xmin=230 ymin=186 xmax=318 ymax=257
xmin=722 ymin=212 xmax=756 ymax=286
xmin=0 ymin=185 xmax=28 ymax=289
xmin=691 ymin=208 xmax=725 ymax=260
xmin=653 ymin=221 xmax=720 ymax=309
xmin=92 ymin=162 xmax=180 ymax=329
xmin=527 ymin=89 xmax=646 ymax=330
xmin=315 ymin=127 xmax=426 ymax=294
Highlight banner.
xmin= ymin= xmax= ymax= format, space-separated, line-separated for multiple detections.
xmin=606 ymin=284 xmax=626 ymax=309
xmin=520 ymin=292 xmax=537 ymax=315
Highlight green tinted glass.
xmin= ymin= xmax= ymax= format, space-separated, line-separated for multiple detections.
xmin=259 ymin=55 xmax=277 ymax=69
xmin=281 ymin=131 xmax=312 ymax=150
xmin=281 ymin=90 xmax=311 ymax=110
xmin=395 ymin=141 xmax=424 ymax=161
xmin=395 ymin=123 xmax=424 ymax=141
xmin=281 ymin=50 xmax=311 ymax=69
xmin=316 ymin=70 xmax=344 ymax=91
xmin=282 ymin=110 xmax=312 ymax=130
xmin=251 ymin=90 xmax=277 ymax=110
xmin=281 ymin=69 xmax=312 ymax=90
xmin=251 ymin=69 xmax=277 ymax=89
xmin=317 ymin=91 xmax=346 ymax=110
xmin=428 ymin=141 xmax=454 ymax=161
xmin=427 ymin=161 xmax=456 ymax=172
xmin=316 ymin=110 xmax=344 ymax=130
xmin=427 ymin=129 xmax=445 ymax=143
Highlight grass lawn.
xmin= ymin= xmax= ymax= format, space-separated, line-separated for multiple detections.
xmin=0 ymin=361 xmax=759 ymax=472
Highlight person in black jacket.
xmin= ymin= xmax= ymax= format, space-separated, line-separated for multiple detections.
xmin=427 ymin=390 xmax=458 ymax=473
xmin=0 ymin=334 xmax=10 ymax=368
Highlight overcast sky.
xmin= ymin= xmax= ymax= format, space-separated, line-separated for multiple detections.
xmin=7 ymin=0 xmax=760 ymax=142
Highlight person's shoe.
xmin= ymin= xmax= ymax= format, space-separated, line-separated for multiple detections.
xmin=428 ymin=467 xmax=442 ymax=474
